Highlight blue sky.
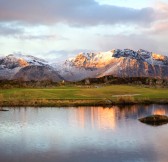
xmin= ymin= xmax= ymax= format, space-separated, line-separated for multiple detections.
xmin=96 ymin=0 xmax=153 ymax=8
xmin=0 ymin=0 xmax=168 ymax=60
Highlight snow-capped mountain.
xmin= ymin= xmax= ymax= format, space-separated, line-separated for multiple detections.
xmin=0 ymin=49 xmax=168 ymax=82
xmin=57 ymin=49 xmax=168 ymax=81
xmin=0 ymin=54 xmax=63 ymax=81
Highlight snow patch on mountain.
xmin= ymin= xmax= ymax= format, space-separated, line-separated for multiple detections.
xmin=8 ymin=53 xmax=48 ymax=66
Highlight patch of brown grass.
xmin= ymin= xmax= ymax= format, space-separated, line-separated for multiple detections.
xmin=117 ymin=96 xmax=135 ymax=104
xmin=0 ymin=94 xmax=4 ymax=104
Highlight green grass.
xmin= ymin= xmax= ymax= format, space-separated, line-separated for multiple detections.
xmin=0 ymin=85 xmax=168 ymax=106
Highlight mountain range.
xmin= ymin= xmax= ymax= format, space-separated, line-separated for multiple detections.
xmin=0 ymin=49 xmax=168 ymax=82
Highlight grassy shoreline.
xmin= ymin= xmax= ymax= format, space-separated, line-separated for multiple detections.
xmin=1 ymin=85 xmax=168 ymax=107
xmin=1 ymin=100 xmax=168 ymax=107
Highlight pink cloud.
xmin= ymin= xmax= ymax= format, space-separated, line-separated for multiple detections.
xmin=0 ymin=0 xmax=155 ymax=26
xmin=151 ymin=22 xmax=168 ymax=34
xmin=142 ymin=2 xmax=168 ymax=34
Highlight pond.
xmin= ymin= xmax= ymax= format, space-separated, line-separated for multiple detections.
xmin=0 ymin=105 xmax=168 ymax=162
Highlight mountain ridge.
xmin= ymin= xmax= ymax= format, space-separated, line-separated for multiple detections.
xmin=0 ymin=49 xmax=168 ymax=82
xmin=58 ymin=49 xmax=168 ymax=81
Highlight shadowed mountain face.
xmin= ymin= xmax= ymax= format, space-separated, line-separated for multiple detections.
xmin=13 ymin=66 xmax=63 ymax=82
xmin=0 ymin=49 xmax=168 ymax=82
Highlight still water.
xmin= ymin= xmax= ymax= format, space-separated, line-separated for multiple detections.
xmin=0 ymin=105 xmax=168 ymax=162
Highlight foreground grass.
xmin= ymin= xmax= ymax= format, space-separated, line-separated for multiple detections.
xmin=0 ymin=85 xmax=168 ymax=107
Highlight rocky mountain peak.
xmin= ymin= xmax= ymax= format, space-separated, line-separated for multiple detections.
xmin=112 ymin=49 xmax=152 ymax=60
xmin=0 ymin=54 xmax=29 ymax=69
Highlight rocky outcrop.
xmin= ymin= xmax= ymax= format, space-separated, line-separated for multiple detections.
xmin=139 ymin=115 xmax=168 ymax=126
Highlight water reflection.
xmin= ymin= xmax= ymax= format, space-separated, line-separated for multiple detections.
xmin=69 ymin=107 xmax=116 ymax=130
xmin=153 ymin=108 xmax=166 ymax=115
xmin=68 ymin=105 xmax=168 ymax=130
xmin=0 ymin=105 xmax=168 ymax=162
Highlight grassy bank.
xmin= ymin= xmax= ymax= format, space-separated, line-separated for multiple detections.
xmin=0 ymin=85 xmax=168 ymax=107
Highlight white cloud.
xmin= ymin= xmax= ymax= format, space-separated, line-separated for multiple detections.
xmin=0 ymin=0 xmax=168 ymax=58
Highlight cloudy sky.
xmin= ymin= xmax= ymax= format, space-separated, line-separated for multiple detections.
xmin=0 ymin=0 xmax=168 ymax=60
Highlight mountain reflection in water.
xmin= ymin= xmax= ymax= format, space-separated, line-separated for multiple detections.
xmin=0 ymin=105 xmax=168 ymax=162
